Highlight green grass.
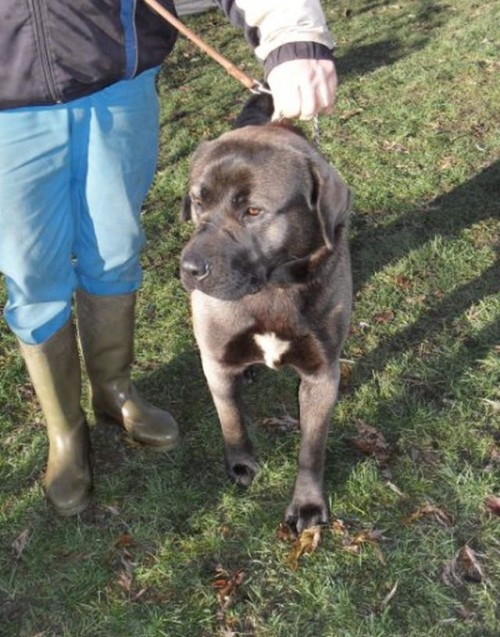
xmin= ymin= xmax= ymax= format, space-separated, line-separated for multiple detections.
xmin=1 ymin=1 xmax=499 ymax=635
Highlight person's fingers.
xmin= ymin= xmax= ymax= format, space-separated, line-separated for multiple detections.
xmin=268 ymin=65 xmax=302 ymax=120
xmin=267 ymin=59 xmax=337 ymax=120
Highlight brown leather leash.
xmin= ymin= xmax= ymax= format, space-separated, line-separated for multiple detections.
xmin=143 ymin=0 xmax=321 ymax=142
xmin=143 ymin=0 xmax=270 ymax=94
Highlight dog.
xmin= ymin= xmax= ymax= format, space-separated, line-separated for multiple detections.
xmin=180 ymin=94 xmax=352 ymax=534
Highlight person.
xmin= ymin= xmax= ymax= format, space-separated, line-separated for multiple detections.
xmin=0 ymin=0 xmax=337 ymax=516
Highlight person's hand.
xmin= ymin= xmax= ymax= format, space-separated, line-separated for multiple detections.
xmin=267 ymin=58 xmax=337 ymax=121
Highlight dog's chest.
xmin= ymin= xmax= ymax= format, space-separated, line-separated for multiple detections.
xmin=223 ymin=325 xmax=325 ymax=374
xmin=253 ymin=332 xmax=291 ymax=369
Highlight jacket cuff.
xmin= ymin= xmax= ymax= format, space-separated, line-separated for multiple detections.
xmin=263 ymin=41 xmax=334 ymax=78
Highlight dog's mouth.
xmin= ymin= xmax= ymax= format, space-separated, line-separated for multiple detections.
xmin=180 ymin=249 xmax=328 ymax=299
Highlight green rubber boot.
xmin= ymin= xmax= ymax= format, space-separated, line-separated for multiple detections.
xmin=75 ymin=290 xmax=180 ymax=451
xmin=18 ymin=321 xmax=92 ymax=516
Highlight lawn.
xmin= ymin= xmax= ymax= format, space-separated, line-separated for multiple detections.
xmin=1 ymin=1 xmax=499 ymax=635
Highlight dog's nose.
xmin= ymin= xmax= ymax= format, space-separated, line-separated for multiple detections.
xmin=181 ymin=256 xmax=210 ymax=281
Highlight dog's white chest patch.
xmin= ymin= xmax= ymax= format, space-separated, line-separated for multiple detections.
xmin=254 ymin=332 xmax=290 ymax=369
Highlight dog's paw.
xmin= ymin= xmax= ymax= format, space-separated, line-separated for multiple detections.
xmin=285 ymin=499 xmax=329 ymax=536
xmin=225 ymin=452 xmax=260 ymax=487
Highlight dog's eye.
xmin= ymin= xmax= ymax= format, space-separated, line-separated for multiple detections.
xmin=246 ymin=207 xmax=262 ymax=217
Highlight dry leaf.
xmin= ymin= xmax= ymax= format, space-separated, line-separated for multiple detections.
xmin=339 ymin=360 xmax=353 ymax=393
xmin=288 ymin=526 xmax=322 ymax=570
xmin=394 ymin=275 xmax=412 ymax=290
xmin=277 ymin=522 xmax=293 ymax=542
xmin=382 ymin=140 xmax=409 ymax=154
xmin=117 ymin=550 xmax=135 ymax=593
xmin=114 ymin=533 xmax=135 ymax=548
xmin=482 ymin=399 xmax=500 ymax=412
xmin=443 ymin=545 xmax=484 ymax=586
xmin=261 ymin=414 xmax=299 ymax=433
xmin=331 ymin=518 xmax=349 ymax=536
xmin=102 ymin=504 xmax=121 ymax=516
xmin=373 ymin=310 xmax=395 ymax=324
xmin=379 ymin=581 xmax=399 ymax=611
xmin=404 ymin=502 xmax=453 ymax=527
xmin=212 ymin=568 xmax=245 ymax=606
xmin=350 ymin=420 xmax=391 ymax=467
xmin=485 ymin=495 xmax=500 ymax=516
xmin=331 ymin=519 xmax=387 ymax=564
xmin=384 ymin=480 xmax=407 ymax=498
xmin=11 ymin=529 xmax=30 ymax=560
xmin=344 ymin=530 xmax=387 ymax=565
xmin=339 ymin=108 xmax=363 ymax=122
xmin=406 ymin=294 xmax=427 ymax=306
xmin=212 ymin=567 xmax=246 ymax=637
xmin=439 ymin=156 xmax=454 ymax=170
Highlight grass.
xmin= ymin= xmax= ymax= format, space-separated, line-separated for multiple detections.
xmin=1 ymin=0 xmax=499 ymax=635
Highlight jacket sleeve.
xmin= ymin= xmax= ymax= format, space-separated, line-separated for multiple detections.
xmin=214 ymin=0 xmax=335 ymax=77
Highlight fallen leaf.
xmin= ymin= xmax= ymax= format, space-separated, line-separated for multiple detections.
xmin=339 ymin=360 xmax=353 ymax=393
xmin=443 ymin=545 xmax=484 ymax=586
xmin=117 ymin=549 xmax=135 ymax=593
xmin=339 ymin=108 xmax=363 ymax=122
xmin=439 ymin=156 xmax=454 ymax=170
xmin=288 ymin=526 xmax=322 ymax=570
xmin=382 ymin=140 xmax=409 ymax=154
xmin=409 ymin=446 xmax=441 ymax=467
xmin=344 ymin=529 xmax=387 ymax=565
xmin=404 ymin=502 xmax=453 ymax=527
xmin=212 ymin=568 xmax=245 ymax=606
xmin=331 ymin=518 xmax=349 ymax=536
xmin=350 ymin=420 xmax=391 ymax=467
xmin=394 ymin=275 xmax=412 ymax=290
xmin=384 ymin=480 xmax=407 ymax=498
xmin=330 ymin=519 xmax=387 ymax=564
xmin=484 ymin=444 xmax=500 ymax=472
xmin=114 ymin=533 xmax=135 ymax=548
xmin=261 ymin=414 xmax=299 ymax=433
xmin=406 ymin=294 xmax=427 ymax=306
xmin=373 ymin=310 xmax=395 ymax=324
xmin=485 ymin=495 xmax=500 ymax=516
xmin=11 ymin=529 xmax=30 ymax=560
xmin=482 ymin=399 xmax=500 ymax=412
xmin=277 ymin=522 xmax=293 ymax=542
xmin=379 ymin=581 xmax=399 ymax=611
xmin=102 ymin=504 xmax=121 ymax=516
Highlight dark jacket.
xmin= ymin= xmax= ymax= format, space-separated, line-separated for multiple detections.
xmin=0 ymin=0 xmax=333 ymax=110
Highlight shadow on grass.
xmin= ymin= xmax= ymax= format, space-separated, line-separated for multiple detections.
xmin=351 ymin=162 xmax=500 ymax=292
xmin=330 ymin=3 xmax=450 ymax=80
xmin=349 ymin=160 xmax=499 ymax=429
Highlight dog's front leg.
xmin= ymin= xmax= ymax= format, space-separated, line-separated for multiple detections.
xmin=201 ymin=356 xmax=259 ymax=487
xmin=285 ymin=362 xmax=340 ymax=534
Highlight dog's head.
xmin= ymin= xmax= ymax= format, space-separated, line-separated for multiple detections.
xmin=180 ymin=124 xmax=351 ymax=300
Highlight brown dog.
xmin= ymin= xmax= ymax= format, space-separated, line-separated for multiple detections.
xmin=180 ymin=96 xmax=352 ymax=534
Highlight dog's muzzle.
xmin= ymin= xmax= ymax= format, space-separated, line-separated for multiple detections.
xmin=180 ymin=254 xmax=211 ymax=282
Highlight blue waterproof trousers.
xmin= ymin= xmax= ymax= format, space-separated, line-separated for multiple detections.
xmin=0 ymin=68 xmax=160 ymax=345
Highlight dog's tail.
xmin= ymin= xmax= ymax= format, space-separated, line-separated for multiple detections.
xmin=232 ymin=91 xmax=274 ymax=129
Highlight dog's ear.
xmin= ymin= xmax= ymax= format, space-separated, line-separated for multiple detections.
xmin=181 ymin=195 xmax=192 ymax=221
xmin=309 ymin=160 xmax=351 ymax=250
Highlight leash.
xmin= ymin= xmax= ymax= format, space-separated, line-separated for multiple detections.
xmin=143 ymin=0 xmax=270 ymax=95
xmin=143 ymin=0 xmax=320 ymax=141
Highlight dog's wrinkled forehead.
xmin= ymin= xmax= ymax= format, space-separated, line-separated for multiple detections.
xmin=189 ymin=137 xmax=311 ymax=205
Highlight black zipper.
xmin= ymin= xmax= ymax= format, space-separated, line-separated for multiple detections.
xmin=27 ymin=0 xmax=62 ymax=103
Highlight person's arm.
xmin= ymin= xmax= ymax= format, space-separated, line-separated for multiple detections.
xmin=215 ymin=0 xmax=337 ymax=119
